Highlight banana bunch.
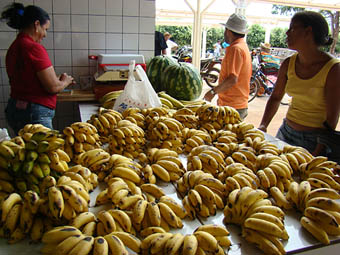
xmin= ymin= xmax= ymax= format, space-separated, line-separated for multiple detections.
xmin=96 ymin=177 xmax=143 ymax=209
xmin=76 ymin=148 xmax=110 ymax=172
xmin=99 ymin=153 xmax=143 ymax=183
xmin=38 ymin=175 xmax=90 ymax=222
xmin=214 ymin=129 xmax=238 ymax=144
xmin=280 ymin=145 xmax=314 ymax=174
xmin=213 ymin=142 xmax=239 ymax=158
xmin=18 ymin=123 xmax=51 ymax=141
xmin=0 ymin=130 xmax=68 ymax=194
xmin=63 ymin=122 xmax=101 ymax=162
xmin=122 ymin=107 xmax=146 ymax=128
xmin=71 ymin=210 xmax=136 ymax=237
xmin=145 ymin=116 xmax=184 ymax=153
xmin=300 ymin=187 xmax=340 ymax=244
xmin=218 ymin=163 xmax=260 ymax=193
xmin=66 ymin=165 xmax=98 ymax=192
xmin=187 ymin=145 xmax=225 ymax=177
xmin=196 ymin=104 xmax=241 ymax=128
xmin=255 ymin=155 xmax=293 ymax=192
xmin=0 ymin=167 xmax=15 ymax=195
xmin=224 ymin=187 xmax=288 ymax=255
xmin=230 ymin=147 xmax=258 ymax=171
xmin=108 ymin=119 xmax=146 ymax=159
xmin=87 ymin=108 xmax=123 ymax=140
xmin=41 ymin=224 xmax=142 ymax=255
xmin=0 ymin=191 xmax=52 ymax=244
xmin=182 ymin=128 xmax=212 ymax=153
xmin=145 ymin=148 xmax=185 ymax=182
xmin=286 ymin=181 xmax=311 ymax=212
xmin=172 ymin=107 xmax=199 ymax=129
xmin=298 ymin=156 xmax=340 ymax=190
xmin=130 ymin=196 xmax=185 ymax=233
xmin=141 ymin=224 xmax=230 ymax=255
xmin=158 ymin=91 xmax=184 ymax=109
xmin=104 ymin=159 xmax=143 ymax=185
xmin=182 ymin=183 xmax=225 ymax=219
xmin=100 ymin=89 xmax=123 ymax=109
xmin=177 ymin=170 xmax=226 ymax=215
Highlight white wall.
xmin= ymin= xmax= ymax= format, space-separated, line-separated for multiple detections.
xmin=0 ymin=0 xmax=156 ymax=134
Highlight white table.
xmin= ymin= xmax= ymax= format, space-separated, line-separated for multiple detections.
xmin=3 ymin=103 xmax=340 ymax=254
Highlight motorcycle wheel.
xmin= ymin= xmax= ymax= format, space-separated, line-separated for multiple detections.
xmin=249 ymin=77 xmax=260 ymax=103
xmin=204 ymin=68 xmax=220 ymax=88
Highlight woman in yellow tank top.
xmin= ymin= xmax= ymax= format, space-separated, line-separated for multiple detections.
xmin=259 ymin=11 xmax=340 ymax=156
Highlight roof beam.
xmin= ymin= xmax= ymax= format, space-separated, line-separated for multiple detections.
xmin=251 ymin=0 xmax=340 ymax=11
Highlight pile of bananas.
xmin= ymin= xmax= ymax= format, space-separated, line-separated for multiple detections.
xmin=0 ymin=126 xmax=69 ymax=195
xmin=0 ymin=191 xmax=55 ymax=244
xmin=182 ymin=128 xmax=211 ymax=153
xmin=218 ymin=163 xmax=260 ymax=194
xmin=41 ymin=225 xmax=142 ymax=255
xmin=187 ymin=145 xmax=225 ymax=177
xmin=108 ymin=120 xmax=146 ymax=159
xmin=144 ymin=148 xmax=186 ymax=182
xmin=141 ymin=224 xmax=230 ymax=255
xmin=172 ymin=107 xmax=199 ymax=129
xmin=196 ymin=104 xmax=241 ymax=129
xmin=158 ymin=91 xmax=185 ymax=109
xmin=63 ymin=122 xmax=101 ymax=162
xmin=280 ymin=144 xmax=314 ymax=173
xmin=95 ymin=177 xmax=143 ymax=208
xmin=145 ymin=116 xmax=184 ymax=153
xmin=298 ymin=156 xmax=340 ymax=190
xmin=224 ymin=187 xmax=288 ymax=255
xmin=38 ymin=175 xmax=90 ymax=222
xmin=177 ymin=170 xmax=226 ymax=219
xmin=75 ymin=148 xmax=110 ymax=172
xmin=99 ymin=90 xmax=123 ymax=109
xmin=122 ymin=108 xmax=146 ymax=128
xmin=87 ymin=108 xmax=123 ymax=141
xmin=301 ymin=188 xmax=340 ymax=244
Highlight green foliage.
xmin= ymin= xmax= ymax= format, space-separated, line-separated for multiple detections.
xmin=270 ymin=27 xmax=288 ymax=48
xmin=156 ymin=25 xmax=192 ymax=48
xmin=246 ymin=24 xmax=265 ymax=50
xmin=206 ymin=27 xmax=225 ymax=51
xmin=271 ymin=5 xmax=304 ymax=15
xmin=156 ymin=25 xmax=224 ymax=52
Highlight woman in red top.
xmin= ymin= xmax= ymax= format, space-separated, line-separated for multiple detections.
xmin=1 ymin=3 xmax=74 ymax=134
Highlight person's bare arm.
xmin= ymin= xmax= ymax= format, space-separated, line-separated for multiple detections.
xmin=37 ymin=66 xmax=74 ymax=94
xmin=258 ymin=58 xmax=289 ymax=133
xmin=203 ymin=74 xmax=237 ymax=101
xmin=325 ymin=63 xmax=340 ymax=129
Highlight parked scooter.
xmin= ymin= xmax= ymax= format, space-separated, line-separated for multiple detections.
xmin=173 ymin=46 xmax=221 ymax=87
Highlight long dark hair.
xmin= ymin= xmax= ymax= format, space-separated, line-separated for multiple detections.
xmin=1 ymin=3 xmax=50 ymax=30
xmin=292 ymin=11 xmax=333 ymax=47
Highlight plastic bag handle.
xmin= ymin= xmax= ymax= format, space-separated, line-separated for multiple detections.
xmin=129 ymin=60 xmax=136 ymax=81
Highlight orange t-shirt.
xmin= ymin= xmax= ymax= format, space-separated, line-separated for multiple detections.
xmin=217 ymin=38 xmax=252 ymax=109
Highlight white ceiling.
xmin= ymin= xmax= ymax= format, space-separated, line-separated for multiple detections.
xmin=252 ymin=0 xmax=340 ymax=11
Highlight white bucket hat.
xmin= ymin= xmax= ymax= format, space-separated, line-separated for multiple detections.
xmin=221 ymin=13 xmax=248 ymax=34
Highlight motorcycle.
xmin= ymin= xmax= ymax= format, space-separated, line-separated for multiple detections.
xmin=173 ymin=46 xmax=221 ymax=87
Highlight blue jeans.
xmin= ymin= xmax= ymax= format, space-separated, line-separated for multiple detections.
xmin=276 ymin=119 xmax=320 ymax=153
xmin=5 ymin=98 xmax=55 ymax=135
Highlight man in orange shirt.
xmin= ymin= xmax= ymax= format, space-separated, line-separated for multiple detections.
xmin=204 ymin=13 xmax=252 ymax=120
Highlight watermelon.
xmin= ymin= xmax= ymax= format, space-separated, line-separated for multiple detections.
xmin=146 ymin=56 xmax=178 ymax=92
xmin=162 ymin=62 xmax=202 ymax=101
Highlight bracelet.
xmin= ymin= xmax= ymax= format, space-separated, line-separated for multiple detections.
xmin=210 ymin=89 xmax=216 ymax=96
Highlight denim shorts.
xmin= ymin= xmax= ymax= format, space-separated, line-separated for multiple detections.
xmin=276 ymin=119 xmax=320 ymax=153
xmin=237 ymin=108 xmax=248 ymax=120
xmin=5 ymin=98 xmax=55 ymax=134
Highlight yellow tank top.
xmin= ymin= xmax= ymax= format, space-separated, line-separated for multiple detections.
xmin=286 ymin=53 xmax=340 ymax=128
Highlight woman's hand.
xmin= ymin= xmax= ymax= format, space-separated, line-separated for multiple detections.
xmin=258 ymin=124 xmax=267 ymax=133
xmin=204 ymin=90 xmax=214 ymax=102
xmin=59 ymin=73 xmax=75 ymax=86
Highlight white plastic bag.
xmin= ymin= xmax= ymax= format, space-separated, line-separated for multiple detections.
xmin=0 ymin=128 xmax=10 ymax=142
xmin=113 ymin=60 xmax=161 ymax=113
